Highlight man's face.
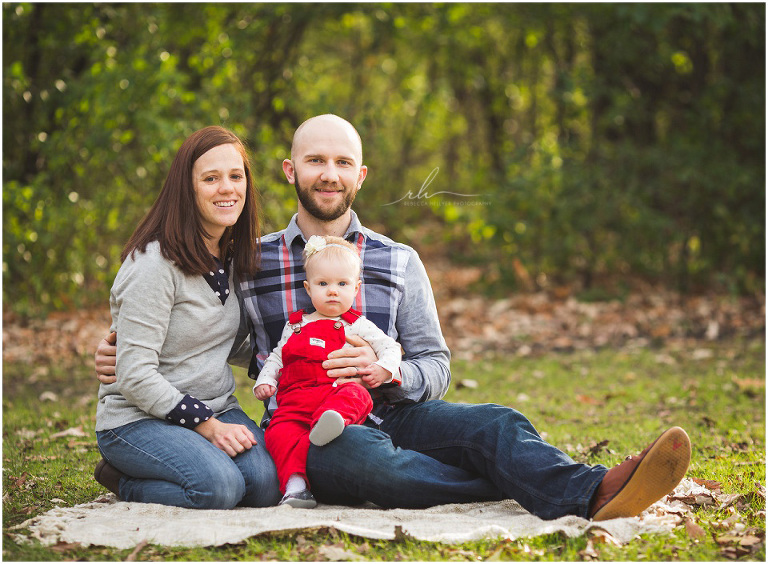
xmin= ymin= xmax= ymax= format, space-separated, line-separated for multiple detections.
xmin=293 ymin=166 xmax=360 ymax=221
xmin=285 ymin=116 xmax=367 ymax=222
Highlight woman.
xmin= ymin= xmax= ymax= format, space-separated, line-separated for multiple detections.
xmin=94 ymin=126 xmax=281 ymax=509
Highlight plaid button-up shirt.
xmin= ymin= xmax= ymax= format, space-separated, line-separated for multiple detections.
xmin=238 ymin=210 xmax=451 ymax=421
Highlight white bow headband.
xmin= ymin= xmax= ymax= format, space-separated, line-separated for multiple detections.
xmin=304 ymin=235 xmax=359 ymax=259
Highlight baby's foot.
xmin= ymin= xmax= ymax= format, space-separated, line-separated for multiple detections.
xmin=309 ymin=410 xmax=345 ymax=446
xmin=279 ymin=489 xmax=317 ymax=509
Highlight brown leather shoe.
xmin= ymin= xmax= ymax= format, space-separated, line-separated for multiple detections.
xmin=590 ymin=426 xmax=691 ymax=521
xmin=94 ymin=458 xmax=124 ymax=498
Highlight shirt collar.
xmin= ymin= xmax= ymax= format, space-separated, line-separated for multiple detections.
xmin=284 ymin=210 xmax=364 ymax=247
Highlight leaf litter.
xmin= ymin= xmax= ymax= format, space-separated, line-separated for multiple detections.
xmin=2 ymin=267 xmax=764 ymax=560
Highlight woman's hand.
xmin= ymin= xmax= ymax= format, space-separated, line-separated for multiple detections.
xmin=194 ymin=417 xmax=258 ymax=457
xmin=95 ymin=332 xmax=118 ymax=384
xmin=253 ymin=384 xmax=276 ymax=400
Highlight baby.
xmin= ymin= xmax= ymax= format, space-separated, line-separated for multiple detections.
xmin=254 ymin=235 xmax=402 ymax=508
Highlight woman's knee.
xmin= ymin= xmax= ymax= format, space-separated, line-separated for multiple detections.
xmin=185 ymin=464 xmax=246 ymax=509
xmin=239 ymin=464 xmax=281 ymax=507
xmin=234 ymin=445 xmax=281 ymax=507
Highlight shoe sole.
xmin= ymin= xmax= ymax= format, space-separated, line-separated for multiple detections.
xmin=309 ymin=410 xmax=345 ymax=446
xmin=280 ymin=497 xmax=318 ymax=509
xmin=592 ymin=426 xmax=691 ymax=521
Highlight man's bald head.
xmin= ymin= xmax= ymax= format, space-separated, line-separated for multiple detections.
xmin=291 ymin=114 xmax=363 ymax=164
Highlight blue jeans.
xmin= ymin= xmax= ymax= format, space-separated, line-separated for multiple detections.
xmin=306 ymin=401 xmax=607 ymax=519
xmin=96 ymin=408 xmax=281 ymax=509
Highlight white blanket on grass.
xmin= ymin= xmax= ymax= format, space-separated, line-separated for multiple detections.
xmin=12 ymin=479 xmax=706 ymax=549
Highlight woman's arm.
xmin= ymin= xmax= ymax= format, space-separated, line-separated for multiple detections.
xmin=109 ymin=251 xmax=187 ymax=419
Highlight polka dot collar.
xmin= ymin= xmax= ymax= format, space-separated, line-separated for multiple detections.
xmin=202 ymin=255 xmax=230 ymax=305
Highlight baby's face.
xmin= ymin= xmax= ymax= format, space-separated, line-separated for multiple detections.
xmin=303 ymin=256 xmax=361 ymax=318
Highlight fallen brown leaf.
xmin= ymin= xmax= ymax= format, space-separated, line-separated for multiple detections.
xmin=577 ymin=394 xmax=601 ymax=405
xmin=456 ymin=379 xmax=479 ymax=389
xmin=393 ymin=525 xmax=417 ymax=543
xmin=684 ymin=518 xmax=706 ymax=540
xmin=443 ymin=548 xmax=480 ymax=558
xmin=318 ymin=545 xmax=365 ymax=561
xmin=24 ymin=455 xmax=59 ymax=462
xmin=125 ymin=539 xmax=149 ymax=561
xmin=519 ymin=543 xmax=545 ymax=556
xmin=739 ymin=535 xmax=763 ymax=547
xmin=587 ymin=439 xmax=610 ymax=457
xmin=39 ymin=391 xmax=59 ymax=402
xmin=732 ymin=376 xmax=764 ymax=391
xmin=14 ymin=472 xmax=29 ymax=488
xmin=720 ymin=546 xmax=749 ymax=560
xmin=50 ymin=426 xmax=86 ymax=439
xmin=578 ymin=539 xmax=599 ymax=560
xmin=590 ymin=529 xmax=622 ymax=546
xmin=691 ymin=477 xmax=722 ymax=491
xmin=49 ymin=541 xmax=82 ymax=552
xmin=714 ymin=492 xmax=744 ymax=509
xmin=667 ymin=492 xmax=716 ymax=507
xmin=66 ymin=440 xmax=93 ymax=449
xmin=720 ymin=546 xmax=752 ymax=559
xmin=716 ymin=534 xmax=743 ymax=545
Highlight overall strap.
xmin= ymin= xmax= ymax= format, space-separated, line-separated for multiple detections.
xmin=340 ymin=308 xmax=362 ymax=325
xmin=288 ymin=309 xmax=305 ymax=333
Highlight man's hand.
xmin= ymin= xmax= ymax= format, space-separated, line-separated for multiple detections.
xmin=194 ymin=417 xmax=258 ymax=457
xmin=95 ymin=332 xmax=117 ymax=384
xmin=322 ymin=334 xmax=377 ymax=384
xmin=253 ymin=383 xmax=276 ymax=400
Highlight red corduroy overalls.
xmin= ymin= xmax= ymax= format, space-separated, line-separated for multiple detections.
xmin=264 ymin=309 xmax=373 ymax=492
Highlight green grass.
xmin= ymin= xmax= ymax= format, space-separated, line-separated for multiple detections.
xmin=3 ymin=338 xmax=765 ymax=561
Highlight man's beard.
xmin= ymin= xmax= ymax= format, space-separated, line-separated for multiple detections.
xmin=294 ymin=175 xmax=358 ymax=221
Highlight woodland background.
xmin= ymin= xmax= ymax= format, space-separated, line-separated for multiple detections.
xmin=2 ymin=3 xmax=765 ymax=318
xmin=2 ymin=5 xmax=765 ymax=560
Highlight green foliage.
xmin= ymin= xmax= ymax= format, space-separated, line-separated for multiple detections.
xmin=3 ymin=3 xmax=764 ymax=316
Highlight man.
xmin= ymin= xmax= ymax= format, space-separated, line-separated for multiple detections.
xmin=96 ymin=114 xmax=691 ymax=520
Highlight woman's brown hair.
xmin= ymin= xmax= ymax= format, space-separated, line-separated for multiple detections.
xmin=121 ymin=126 xmax=260 ymax=279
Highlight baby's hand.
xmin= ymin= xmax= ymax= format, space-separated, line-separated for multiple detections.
xmin=359 ymin=364 xmax=392 ymax=389
xmin=254 ymin=384 xmax=276 ymax=400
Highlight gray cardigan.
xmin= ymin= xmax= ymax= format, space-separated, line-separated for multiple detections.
xmin=95 ymin=241 xmax=251 ymax=432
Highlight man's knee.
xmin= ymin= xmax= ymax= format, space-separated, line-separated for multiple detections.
xmin=328 ymin=423 xmax=388 ymax=450
xmin=307 ymin=424 xmax=390 ymax=469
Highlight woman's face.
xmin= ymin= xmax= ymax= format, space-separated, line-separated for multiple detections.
xmin=192 ymin=143 xmax=247 ymax=245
